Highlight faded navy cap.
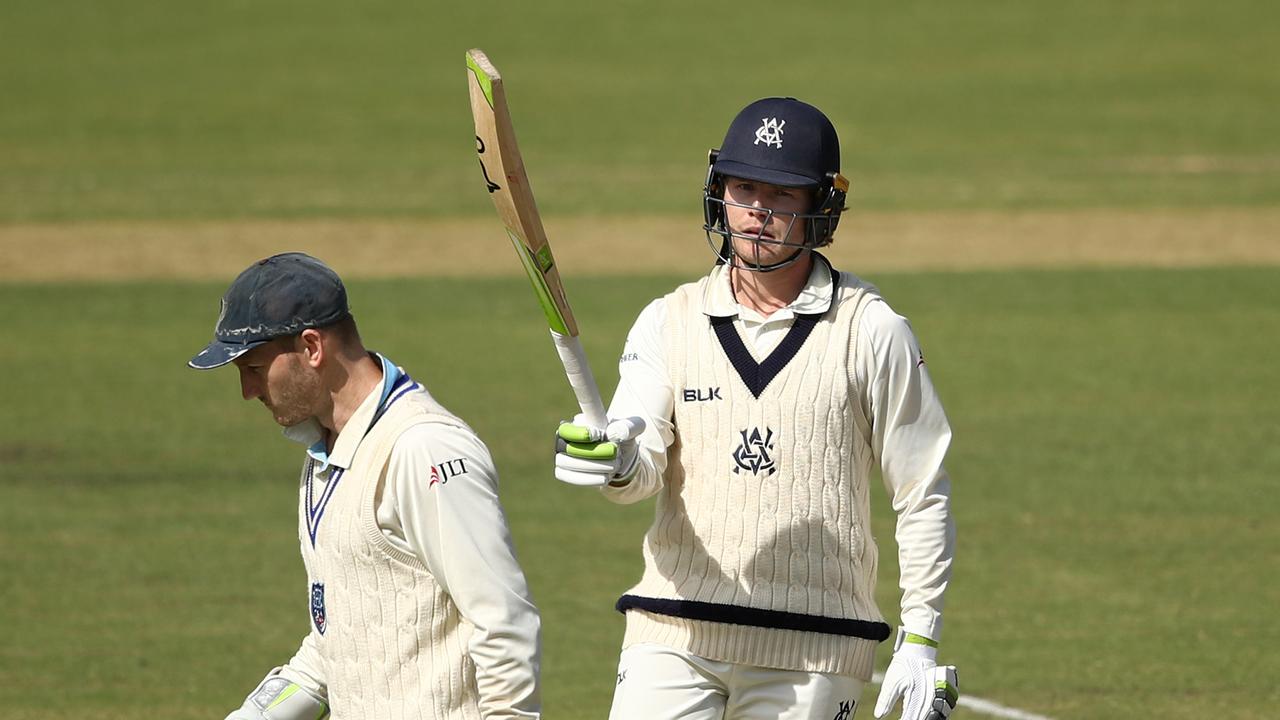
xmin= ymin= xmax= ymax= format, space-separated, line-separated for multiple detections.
xmin=713 ymin=97 xmax=840 ymax=188
xmin=188 ymin=252 xmax=350 ymax=370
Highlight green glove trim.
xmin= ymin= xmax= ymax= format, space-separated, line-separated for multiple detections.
xmin=565 ymin=440 xmax=618 ymax=460
xmin=936 ymin=680 xmax=959 ymax=705
xmin=557 ymin=423 xmax=595 ymax=443
xmin=905 ymin=632 xmax=939 ymax=648
xmin=265 ymin=684 xmax=301 ymax=711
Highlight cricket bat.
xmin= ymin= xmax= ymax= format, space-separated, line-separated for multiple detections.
xmin=465 ymin=48 xmax=609 ymax=432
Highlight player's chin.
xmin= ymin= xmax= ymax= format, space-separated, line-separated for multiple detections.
xmin=269 ymin=408 xmax=307 ymax=427
xmin=733 ymin=240 xmax=794 ymax=266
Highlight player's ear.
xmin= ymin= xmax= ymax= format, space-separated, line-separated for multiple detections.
xmin=299 ymin=328 xmax=324 ymax=368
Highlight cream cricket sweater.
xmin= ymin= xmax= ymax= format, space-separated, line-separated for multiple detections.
xmin=615 ymin=261 xmax=891 ymax=679
xmin=298 ymin=388 xmax=483 ymax=720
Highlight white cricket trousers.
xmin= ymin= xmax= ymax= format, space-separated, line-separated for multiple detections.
xmin=608 ymin=643 xmax=866 ymax=720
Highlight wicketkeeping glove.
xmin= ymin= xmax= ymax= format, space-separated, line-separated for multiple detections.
xmin=874 ymin=628 xmax=960 ymax=720
xmin=554 ymin=415 xmax=645 ymax=486
xmin=225 ymin=668 xmax=328 ymax=720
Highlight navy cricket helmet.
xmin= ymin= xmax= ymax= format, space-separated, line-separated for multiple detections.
xmin=703 ymin=97 xmax=849 ymax=271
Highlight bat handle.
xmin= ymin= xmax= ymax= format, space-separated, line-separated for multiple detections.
xmin=550 ymin=330 xmax=608 ymax=430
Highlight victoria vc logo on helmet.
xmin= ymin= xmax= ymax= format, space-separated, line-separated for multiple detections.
xmin=754 ymin=118 xmax=785 ymax=148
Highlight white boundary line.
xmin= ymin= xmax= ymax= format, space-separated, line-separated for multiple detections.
xmin=870 ymin=672 xmax=1055 ymax=720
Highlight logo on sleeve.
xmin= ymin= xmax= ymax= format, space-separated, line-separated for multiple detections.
xmin=732 ymin=427 xmax=776 ymax=476
xmin=310 ymin=582 xmax=327 ymax=634
xmin=681 ymin=386 xmax=723 ymax=402
xmin=428 ymin=457 xmax=470 ymax=487
xmin=831 ymin=699 xmax=855 ymax=720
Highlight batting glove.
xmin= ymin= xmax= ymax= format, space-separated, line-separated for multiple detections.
xmin=226 ymin=668 xmax=328 ymax=720
xmin=554 ymin=415 xmax=645 ymax=487
xmin=873 ymin=628 xmax=959 ymax=720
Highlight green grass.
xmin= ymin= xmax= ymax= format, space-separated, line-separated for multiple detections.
xmin=1 ymin=268 xmax=1277 ymax=719
xmin=2 ymin=0 xmax=1278 ymax=221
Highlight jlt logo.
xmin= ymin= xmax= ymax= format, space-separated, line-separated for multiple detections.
xmin=754 ymin=117 xmax=785 ymax=148
xmin=429 ymin=457 xmax=470 ymax=486
xmin=681 ymin=386 xmax=722 ymax=402
xmin=732 ymin=427 xmax=777 ymax=476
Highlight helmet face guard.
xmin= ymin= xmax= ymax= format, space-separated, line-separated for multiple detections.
xmin=703 ymin=149 xmax=849 ymax=272
xmin=700 ymin=97 xmax=849 ymax=273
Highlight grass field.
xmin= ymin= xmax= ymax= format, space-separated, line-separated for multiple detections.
xmin=2 ymin=1 xmax=1278 ymax=221
xmin=2 ymin=0 xmax=1279 ymax=718
xmin=2 ymin=270 xmax=1277 ymax=719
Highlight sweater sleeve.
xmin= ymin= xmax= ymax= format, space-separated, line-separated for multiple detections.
xmin=600 ymin=297 xmax=677 ymax=504
xmin=858 ymin=299 xmax=956 ymax=642
xmin=387 ymin=425 xmax=542 ymax=719
xmin=278 ymin=630 xmax=328 ymax=700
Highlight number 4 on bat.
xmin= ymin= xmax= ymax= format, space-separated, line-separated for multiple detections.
xmin=476 ymin=136 xmax=501 ymax=193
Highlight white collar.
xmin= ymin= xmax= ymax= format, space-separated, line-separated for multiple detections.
xmin=702 ymin=253 xmax=835 ymax=320
xmin=281 ymin=354 xmax=403 ymax=471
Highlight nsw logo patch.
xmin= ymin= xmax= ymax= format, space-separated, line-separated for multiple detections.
xmin=732 ymin=427 xmax=777 ymax=476
xmin=310 ymin=582 xmax=327 ymax=634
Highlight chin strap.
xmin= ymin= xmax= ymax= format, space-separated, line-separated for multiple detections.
xmin=729 ymin=246 xmax=808 ymax=273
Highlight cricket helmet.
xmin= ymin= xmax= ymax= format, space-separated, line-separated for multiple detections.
xmin=703 ymin=97 xmax=849 ymax=271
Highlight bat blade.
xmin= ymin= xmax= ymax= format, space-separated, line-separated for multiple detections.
xmin=466 ymin=49 xmax=607 ymax=431
xmin=466 ymin=48 xmax=578 ymax=338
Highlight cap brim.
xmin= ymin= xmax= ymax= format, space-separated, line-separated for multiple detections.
xmin=188 ymin=339 xmax=266 ymax=370
xmin=713 ymin=159 xmax=819 ymax=188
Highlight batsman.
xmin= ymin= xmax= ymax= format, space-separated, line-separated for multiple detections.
xmin=554 ymin=98 xmax=960 ymax=720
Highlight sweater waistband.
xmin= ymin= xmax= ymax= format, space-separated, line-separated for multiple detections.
xmin=617 ymin=594 xmax=891 ymax=641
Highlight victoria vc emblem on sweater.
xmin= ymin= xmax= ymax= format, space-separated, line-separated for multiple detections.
xmin=732 ymin=427 xmax=777 ymax=476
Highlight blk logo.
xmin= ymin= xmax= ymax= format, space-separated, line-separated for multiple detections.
xmin=754 ymin=118 xmax=785 ymax=148
xmin=681 ymin=386 xmax=722 ymax=402
xmin=429 ymin=457 xmax=470 ymax=486
xmin=831 ymin=699 xmax=855 ymax=720
xmin=732 ymin=427 xmax=776 ymax=476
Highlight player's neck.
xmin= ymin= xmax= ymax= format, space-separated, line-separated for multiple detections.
xmin=319 ymin=352 xmax=384 ymax=447
xmin=730 ymin=253 xmax=813 ymax=317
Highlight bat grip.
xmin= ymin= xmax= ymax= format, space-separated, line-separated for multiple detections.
xmin=550 ymin=331 xmax=608 ymax=430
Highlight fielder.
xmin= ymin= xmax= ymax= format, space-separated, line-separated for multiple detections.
xmin=190 ymin=253 xmax=542 ymax=720
xmin=555 ymin=98 xmax=959 ymax=720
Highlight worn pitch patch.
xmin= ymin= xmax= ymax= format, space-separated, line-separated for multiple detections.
xmin=3 ymin=208 xmax=1279 ymax=281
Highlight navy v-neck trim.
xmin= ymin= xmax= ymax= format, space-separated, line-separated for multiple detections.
xmin=711 ymin=313 xmax=822 ymax=398
xmin=708 ymin=256 xmax=840 ymax=398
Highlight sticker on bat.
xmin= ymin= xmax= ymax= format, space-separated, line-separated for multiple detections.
xmin=476 ymin=136 xmax=501 ymax=194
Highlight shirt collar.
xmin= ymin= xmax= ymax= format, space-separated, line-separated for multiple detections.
xmin=281 ymin=353 xmax=404 ymax=472
xmin=702 ymin=253 xmax=835 ymax=320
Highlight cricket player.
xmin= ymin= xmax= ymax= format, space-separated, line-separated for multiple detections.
xmin=554 ymin=98 xmax=959 ymax=720
xmin=190 ymin=253 xmax=541 ymax=720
